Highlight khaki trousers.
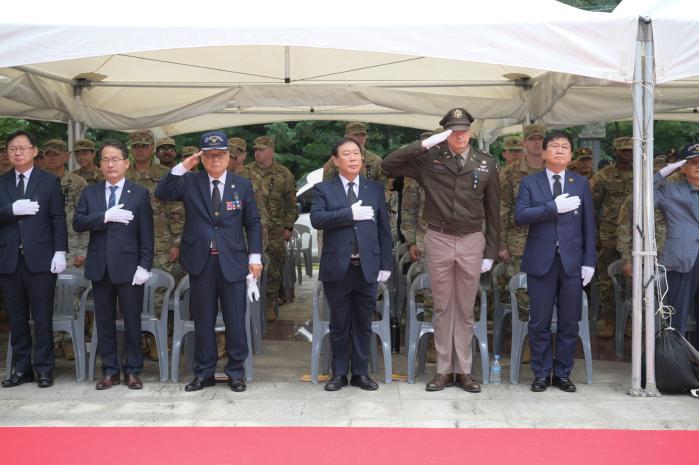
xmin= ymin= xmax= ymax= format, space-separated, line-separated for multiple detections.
xmin=425 ymin=229 xmax=485 ymax=374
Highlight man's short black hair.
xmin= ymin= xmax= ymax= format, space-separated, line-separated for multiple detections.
xmin=6 ymin=130 xmax=37 ymax=148
xmin=331 ymin=137 xmax=363 ymax=157
xmin=543 ymin=130 xmax=574 ymax=150
xmin=99 ymin=139 xmax=128 ymax=159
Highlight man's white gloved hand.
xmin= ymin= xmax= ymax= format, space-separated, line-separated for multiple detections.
xmin=131 ymin=266 xmax=151 ymax=286
xmin=104 ymin=204 xmax=134 ymax=224
xmin=377 ymin=270 xmax=392 ymax=283
xmin=12 ymin=199 xmax=40 ymax=216
xmin=659 ymin=159 xmax=686 ymax=178
xmin=50 ymin=251 xmax=67 ymax=274
xmin=351 ymin=200 xmax=374 ymax=221
xmin=421 ymin=130 xmax=452 ymax=150
xmin=581 ymin=266 xmax=595 ymax=287
xmin=554 ymin=193 xmax=581 ymax=214
xmin=480 ymin=259 xmax=494 ymax=273
xmin=246 ymin=273 xmax=260 ymax=302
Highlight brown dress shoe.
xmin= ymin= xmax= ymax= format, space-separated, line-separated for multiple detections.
xmin=455 ymin=374 xmax=481 ymax=393
xmin=96 ymin=374 xmax=120 ymax=390
xmin=426 ymin=373 xmax=454 ymax=391
xmin=125 ymin=374 xmax=143 ymax=390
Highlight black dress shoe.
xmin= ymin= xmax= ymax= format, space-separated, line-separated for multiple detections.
xmin=184 ymin=377 xmax=215 ymax=392
xmin=324 ymin=375 xmax=349 ymax=391
xmin=37 ymin=373 xmax=53 ymax=388
xmin=530 ymin=377 xmax=551 ymax=392
xmin=2 ymin=372 xmax=35 ymax=388
xmin=228 ymin=377 xmax=246 ymax=392
xmin=350 ymin=375 xmax=379 ymax=391
xmin=552 ymin=376 xmax=577 ymax=392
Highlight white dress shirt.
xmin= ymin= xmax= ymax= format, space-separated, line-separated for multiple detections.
xmin=545 ymin=168 xmax=566 ymax=195
xmin=339 ymin=174 xmax=359 ymax=198
xmin=104 ymin=178 xmax=126 ymax=205
xmin=15 ymin=166 xmax=34 ymax=187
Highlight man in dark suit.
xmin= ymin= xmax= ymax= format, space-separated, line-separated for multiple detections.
xmin=311 ymin=137 xmax=393 ymax=391
xmin=0 ymin=130 xmax=68 ymax=388
xmin=74 ymin=140 xmax=154 ymax=390
xmin=155 ymin=130 xmax=262 ymax=392
xmin=515 ymin=129 xmax=596 ymax=393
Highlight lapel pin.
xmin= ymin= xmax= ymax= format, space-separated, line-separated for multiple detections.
xmin=127 ymin=189 xmax=131 ymax=193
xmin=568 ymin=177 xmax=574 ymax=183
xmin=231 ymin=184 xmax=235 ymax=189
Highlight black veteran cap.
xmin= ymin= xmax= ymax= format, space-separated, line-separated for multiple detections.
xmin=680 ymin=142 xmax=699 ymax=161
xmin=439 ymin=108 xmax=474 ymax=131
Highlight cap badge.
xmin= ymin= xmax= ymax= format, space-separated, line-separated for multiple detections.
xmin=453 ymin=109 xmax=464 ymax=118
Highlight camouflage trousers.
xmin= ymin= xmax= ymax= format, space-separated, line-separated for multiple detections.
xmin=496 ymin=256 xmax=530 ymax=321
xmin=266 ymin=236 xmax=286 ymax=306
xmin=596 ymin=247 xmax=619 ymax=322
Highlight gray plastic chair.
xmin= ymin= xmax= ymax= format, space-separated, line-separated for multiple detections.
xmin=170 ymin=275 xmax=254 ymax=382
xmin=393 ymin=251 xmax=414 ymax=321
xmin=508 ymin=272 xmax=593 ymax=384
xmin=294 ymin=224 xmax=314 ymax=278
xmin=88 ymin=269 xmax=174 ymax=382
xmin=310 ymin=280 xmax=392 ymax=384
xmin=406 ymin=272 xmax=490 ymax=384
xmin=6 ymin=269 xmax=90 ymax=381
xmin=491 ymin=262 xmax=512 ymax=356
xmin=608 ymin=259 xmax=632 ymax=357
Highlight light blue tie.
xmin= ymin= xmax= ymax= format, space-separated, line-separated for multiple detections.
xmin=108 ymin=185 xmax=118 ymax=209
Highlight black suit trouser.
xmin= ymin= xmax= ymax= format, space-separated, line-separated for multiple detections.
xmin=190 ymin=254 xmax=247 ymax=379
xmin=92 ymin=272 xmax=144 ymax=376
xmin=666 ymin=249 xmax=699 ymax=347
xmin=323 ymin=263 xmax=377 ymax=377
xmin=0 ymin=255 xmax=56 ymax=375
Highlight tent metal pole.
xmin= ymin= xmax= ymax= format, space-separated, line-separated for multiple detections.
xmin=642 ymin=20 xmax=660 ymax=397
xmin=629 ymin=19 xmax=644 ymax=397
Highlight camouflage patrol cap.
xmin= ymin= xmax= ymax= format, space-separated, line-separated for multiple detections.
xmin=129 ymin=130 xmax=154 ymax=146
xmin=42 ymin=138 xmax=67 ymax=154
xmin=228 ymin=137 xmax=247 ymax=153
xmin=523 ymin=124 xmax=546 ymax=139
xmin=72 ymin=139 xmax=95 ymax=152
xmin=155 ymin=136 xmax=176 ymax=149
xmin=573 ymin=146 xmax=593 ymax=160
xmin=613 ymin=137 xmax=633 ymax=150
xmin=503 ymin=135 xmax=523 ymax=151
xmin=346 ymin=122 xmax=367 ymax=135
xmin=680 ymin=142 xmax=699 ymax=161
xmin=439 ymin=108 xmax=473 ymax=131
xmin=181 ymin=146 xmax=199 ymax=157
xmin=253 ymin=135 xmax=274 ymax=150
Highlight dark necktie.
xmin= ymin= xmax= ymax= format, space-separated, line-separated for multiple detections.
xmin=347 ymin=182 xmax=359 ymax=256
xmin=211 ymin=180 xmax=221 ymax=249
xmin=17 ymin=173 xmax=25 ymax=198
xmin=553 ymin=174 xmax=562 ymax=197
xmin=108 ymin=185 xmax=117 ymax=209
xmin=458 ymin=155 xmax=466 ymax=169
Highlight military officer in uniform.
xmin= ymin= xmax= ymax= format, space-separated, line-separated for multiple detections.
xmin=591 ymin=136 xmax=634 ymax=338
xmin=501 ymin=135 xmax=524 ymax=166
xmin=0 ymin=142 xmax=13 ymax=174
xmin=71 ymin=138 xmax=103 ymax=185
xmin=383 ymin=108 xmax=499 ymax=393
xmin=247 ymin=136 xmax=298 ymax=322
xmin=155 ymin=137 xmax=178 ymax=168
xmin=570 ymin=147 xmax=594 ymax=180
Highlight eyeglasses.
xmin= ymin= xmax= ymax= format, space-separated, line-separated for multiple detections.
xmin=8 ymin=146 xmax=34 ymax=154
xmin=202 ymin=152 xmax=228 ymax=161
xmin=547 ymin=144 xmax=572 ymax=151
xmin=101 ymin=157 xmax=126 ymax=165
xmin=157 ymin=146 xmax=176 ymax=152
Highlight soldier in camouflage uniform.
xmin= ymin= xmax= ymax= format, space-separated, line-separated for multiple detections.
xmin=71 ymin=138 xmax=104 ymax=185
xmin=591 ymin=136 xmax=635 ymax=338
xmin=247 ymin=136 xmax=298 ymax=322
xmin=127 ymin=130 xmax=185 ymax=359
xmin=0 ymin=142 xmax=12 ymax=174
xmin=43 ymin=139 xmax=88 ymax=360
xmin=155 ymin=136 xmax=178 ymax=168
xmin=501 ymin=135 xmax=524 ymax=167
xmin=181 ymin=146 xmax=199 ymax=158
xmin=570 ymin=147 xmax=594 ymax=180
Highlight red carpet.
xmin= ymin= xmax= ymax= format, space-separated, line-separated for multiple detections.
xmin=3 ymin=427 xmax=697 ymax=464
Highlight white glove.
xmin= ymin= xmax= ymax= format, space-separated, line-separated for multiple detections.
xmin=50 ymin=251 xmax=67 ymax=274
xmin=581 ymin=266 xmax=595 ymax=287
xmin=480 ymin=259 xmax=494 ymax=273
xmin=421 ymin=130 xmax=452 ymax=150
xmin=131 ymin=266 xmax=151 ymax=286
xmin=554 ymin=193 xmax=581 ymax=214
xmin=659 ymin=159 xmax=686 ymax=177
xmin=12 ymin=199 xmax=40 ymax=216
xmin=377 ymin=270 xmax=391 ymax=283
xmin=104 ymin=204 xmax=134 ymax=224
xmin=246 ymin=273 xmax=260 ymax=302
xmin=351 ymin=200 xmax=374 ymax=221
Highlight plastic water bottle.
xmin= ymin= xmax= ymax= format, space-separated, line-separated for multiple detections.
xmin=490 ymin=354 xmax=502 ymax=385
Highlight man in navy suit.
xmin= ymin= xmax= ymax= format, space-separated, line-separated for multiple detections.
xmin=0 ymin=130 xmax=68 ymax=388
xmin=311 ymin=137 xmax=393 ymax=391
xmin=74 ymin=140 xmax=154 ymax=390
xmin=515 ymin=130 xmax=596 ymax=393
xmin=155 ymin=130 xmax=262 ymax=392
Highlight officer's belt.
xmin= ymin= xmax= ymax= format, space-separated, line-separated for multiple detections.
xmin=427 ymin=224 xmax=481 ymax=237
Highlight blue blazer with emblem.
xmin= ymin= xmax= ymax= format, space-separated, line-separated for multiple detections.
xmin=515 ymin=169 xmax=596 ymax=277
xmin=155 ymin=170 xmax=262 ymax=283
xmin=310 ymin=175 xmax=393 ymax=283
xmin=74 ymin=180 xmax=154 ymax=284
xmin=0 ymin=168 xmax=68 ymax=274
